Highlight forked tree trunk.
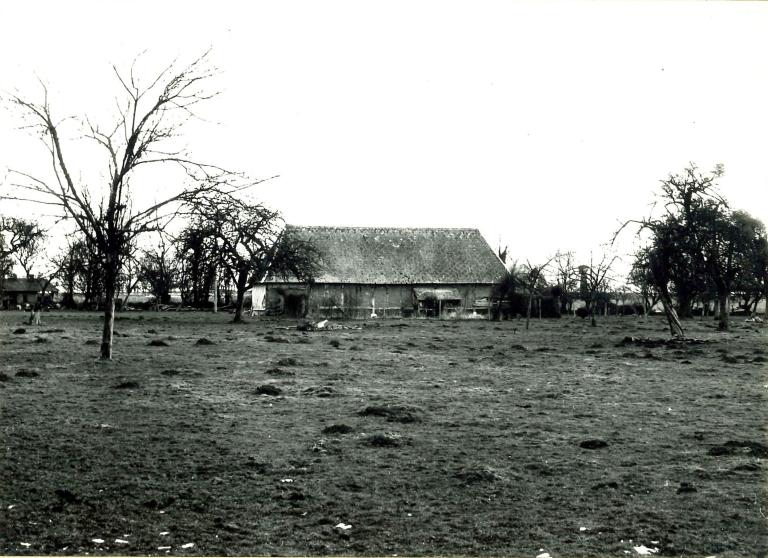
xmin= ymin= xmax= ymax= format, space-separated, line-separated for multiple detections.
xmin=717 ymin=292 xmax=730 ymax=331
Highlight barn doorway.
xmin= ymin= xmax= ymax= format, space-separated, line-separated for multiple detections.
xmin=284 ymin=294 xmax=307 ymax=318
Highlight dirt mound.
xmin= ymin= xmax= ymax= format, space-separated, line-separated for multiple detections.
xmin=357 ymin=404 xmax=424 ymax=423
xmin=266 ymin=367 xmax=295 ymax=376
xmin=265 ymin=335 xmax=290 ymax=343
xmin=12 ymin=327 xmax=26 ymax=334
xmin=195 ymin=338 xmax=215 ymax=345
xmin=580 ymin=439 xmax=609 ymax=449
xmin=255 ymin=384 xmax=282 ymax=396
xmin=148 ymin=339 xmax=170 ymax=347
xmin=277 ymin=357 xmax=298 ymax=366
xmin=322 ymin=424 xmax=354 ymax=435
xmin=303 ymin=386 xmax=337 ymax=398
xmin=707 ymin=441 xmax=768 ymax=457
xmin=85 ymin=339 xmax=99 ymax=345
xmin=454 ymin=466 xmax=505 ymax=484
xmin=365 ymin=433 xmax=401 ymax=447
xmin=0 ymin=372 xmax=11 ymax=382
xmin=112 ymin=380 xmax=140 ymax=389
xmin=16 ymin=369 xmax=40 ymax=378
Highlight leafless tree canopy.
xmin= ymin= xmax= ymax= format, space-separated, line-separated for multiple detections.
xmin=3 ymin=52 xmax=259 ymax=358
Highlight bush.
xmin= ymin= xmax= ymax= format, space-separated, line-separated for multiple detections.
xmin=575 ymin=307 xmax=589 ymax=319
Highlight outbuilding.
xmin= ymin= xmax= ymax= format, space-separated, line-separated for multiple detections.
xmin=264 ymin=226 xmax=506 ymax=318
xmin=1 ymin=277 xmax=57 ymax=310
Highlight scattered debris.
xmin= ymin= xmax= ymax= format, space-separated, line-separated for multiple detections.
xmin=617 ymin=336 xmax=712 ymax=348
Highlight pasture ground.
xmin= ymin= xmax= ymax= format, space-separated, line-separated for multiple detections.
xmin=0 ymin=311 xmax=766 ymax=556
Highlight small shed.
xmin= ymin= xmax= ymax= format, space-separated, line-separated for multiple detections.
xmin=1 ymin=278 xmax=57 ymax=309
xmin=265 ymin=226 xmax=506 ymax=318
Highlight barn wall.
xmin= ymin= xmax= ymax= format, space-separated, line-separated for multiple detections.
xmin=266 ymin=283 xmax=494 ymax=319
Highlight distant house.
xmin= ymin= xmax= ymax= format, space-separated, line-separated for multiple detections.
xmin=264 ymin=226 xmax=506 ymax=318
xmin=1 ymin=277 xmax=57 ymax=309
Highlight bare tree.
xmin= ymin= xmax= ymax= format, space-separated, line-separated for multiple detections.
xmin=4 ymin=53 xmax=250 ymax=359
xmin=138 ymin=234 xmax=178 ymax=309
xmin=188 ymin=192 xmax=321 ymax=323
xmin=551 ymin=250 xmax=578 ymax=315
xmin=520 ymin=257 xmax=554 ymax=330
xmin=579 ymin=251 xmax=618 ymax=328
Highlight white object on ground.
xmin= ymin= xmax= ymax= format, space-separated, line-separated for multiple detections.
xmin=579 ymin=526 xmax=587 ymax=531
xmin=114 ymin=539 xmax=129 ymax=545
xmin=91 ymin=539 xmax=105 ymax=544
xmin=280 ymin=478 xmax=293 ymax=483
xmin=160 ymin=532 xmax=170 ymax=536
xmin=335 ymin=523 xmax=352 ymax=530
xmin=536 ymin=553 xmax=551 ymax=558
xmin=20 ymin=543 xmax=31 ymax=547
xmin=158 ymin=546 xmax=172 ymax=551
xmin=634 ymin=545 xmax=659 ymax=555
xmin=181 ymin=542 xmax=195 ymax=549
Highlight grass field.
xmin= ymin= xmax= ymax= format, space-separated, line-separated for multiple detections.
xmin=1 ymin=311 xmax=766 ymax=556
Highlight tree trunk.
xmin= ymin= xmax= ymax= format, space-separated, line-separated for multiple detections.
xmin=213 ymin=274 xmax=218 ymax=313
xmin=658 ymin=289 xmax=685 ymax=337
xmin=676 ymin=290 xmax=694 ymax=319
xmin=232 ymin=270 xmax=248 ymax=324
xmin=100 ymin=270 xmax=118 ymax=360
xmin=525 ymin=293 xmax=532 ymax=330
xmin=717 ymin=292 xmax=730 ymax=331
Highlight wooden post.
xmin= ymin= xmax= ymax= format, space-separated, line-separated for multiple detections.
xmin=213 ymin=274 xmax=218 ymax=313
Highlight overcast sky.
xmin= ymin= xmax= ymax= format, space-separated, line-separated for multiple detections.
xmin=1 ymin=1 xmax=767 ymax=280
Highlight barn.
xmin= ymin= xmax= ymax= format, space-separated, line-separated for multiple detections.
xmin=263 ymin=226 xmax=506 ymax=319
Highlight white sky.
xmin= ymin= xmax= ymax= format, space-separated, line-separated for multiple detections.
xmin=1 ymin=1 xmax=767 ymax=282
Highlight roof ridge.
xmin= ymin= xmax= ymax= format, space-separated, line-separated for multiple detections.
xmin=286 ymin=225 xmax=480 ymax=232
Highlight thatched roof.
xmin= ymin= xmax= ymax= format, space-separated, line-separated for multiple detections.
xmin=2 ymin=278 xmax=56 ymax=292
xmin=276 ymin=226 xmax=505 ymax=285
